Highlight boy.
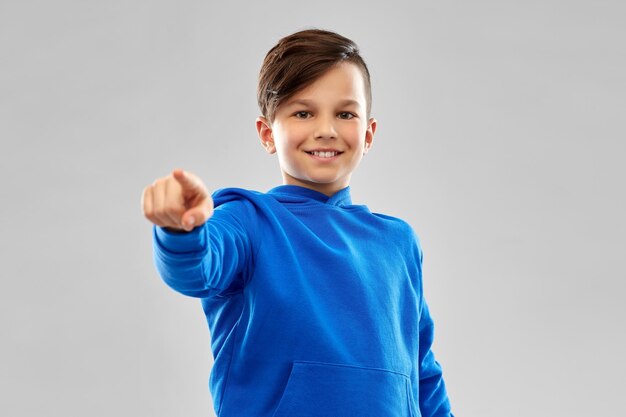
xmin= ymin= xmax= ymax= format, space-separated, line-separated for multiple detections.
xmin=142 ymin=28 xmax=454 ymax=417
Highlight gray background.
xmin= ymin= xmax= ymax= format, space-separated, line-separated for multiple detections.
xmin=1 ymin=0 xmax=624 ymax=416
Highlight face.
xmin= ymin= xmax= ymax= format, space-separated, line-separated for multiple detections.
xmin=256 ymin=62 xmax=377 ymax=196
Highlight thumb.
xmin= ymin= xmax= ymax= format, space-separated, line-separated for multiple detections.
xmin=181 ymin=195 xmax=214 ymax=231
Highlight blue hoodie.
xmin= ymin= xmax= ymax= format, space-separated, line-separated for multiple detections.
xmin=152 ymin=185 xmax=453 ymax=417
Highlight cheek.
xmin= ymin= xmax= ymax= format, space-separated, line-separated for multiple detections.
xmin=277 ymin=127 xmax=307 ymax=149
xmin=342 ymin=125 xmax=367 ymax=148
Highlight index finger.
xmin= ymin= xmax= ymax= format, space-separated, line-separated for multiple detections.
xmin=171 ymin=168 xmax=198 ymax=189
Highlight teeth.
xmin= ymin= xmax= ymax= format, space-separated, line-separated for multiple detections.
xmin=311 ymin=151 xmax=338 ymax=158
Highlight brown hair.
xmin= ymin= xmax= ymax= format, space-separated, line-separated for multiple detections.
xmin=257 ymin=28 xmax=372 ymax=125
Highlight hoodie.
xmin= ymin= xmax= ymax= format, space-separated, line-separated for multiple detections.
xmin=152 ymin=184 xmax=453 ymax=417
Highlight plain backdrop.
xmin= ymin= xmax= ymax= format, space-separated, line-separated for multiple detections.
xmin=1 ymin=1 xmax=624 ymax=416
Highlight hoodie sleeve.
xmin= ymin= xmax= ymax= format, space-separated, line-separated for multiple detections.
xmin=151 ymin=200 xmax=255 ymax=298
xmin=417 ymin=298 xmax=454 ymax=416
xmin=414 ymin=237 xmax=454 ymax=417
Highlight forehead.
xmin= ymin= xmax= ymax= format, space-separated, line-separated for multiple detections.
xmin=285 ymin=62 xmax=367 ymax=106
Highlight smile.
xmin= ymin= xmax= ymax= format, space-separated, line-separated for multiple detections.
xmin=305 ymin=150 xmax=343 ymax=158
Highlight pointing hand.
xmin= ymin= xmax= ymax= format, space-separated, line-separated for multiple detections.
xmin=142 ymin=168 xmax=214 ymax=232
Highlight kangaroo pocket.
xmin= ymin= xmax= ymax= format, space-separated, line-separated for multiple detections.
xmin=272 ymin=361 xmax=417 ymax=417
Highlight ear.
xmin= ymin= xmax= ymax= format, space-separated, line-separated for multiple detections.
xmin=256 ymin=116 xmax=276 ymax=154
xmin=363 ymin=117 xmax=377 ymax=155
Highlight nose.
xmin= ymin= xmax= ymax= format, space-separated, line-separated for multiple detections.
xmin=314 ymin=113 xmax=337 ymax=140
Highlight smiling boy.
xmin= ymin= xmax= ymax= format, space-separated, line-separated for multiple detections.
xmin=256 ymin=61 xmax=375 ymax=196
xmin=143 ymin=28 xmax=453 ymax=417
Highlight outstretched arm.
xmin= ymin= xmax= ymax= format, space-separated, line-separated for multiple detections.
xmin=142 ymin=169 xmax=251 ymax=298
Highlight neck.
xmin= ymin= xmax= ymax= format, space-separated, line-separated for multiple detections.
xmin=281 ymin=175 xmax=349 ymax=197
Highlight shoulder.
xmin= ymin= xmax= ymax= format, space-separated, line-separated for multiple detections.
xmin=212 ymin=187 xmax=264 ymax=206
xmin=211 ymin=187 xmax=277 ymax=210
xmin=370 ymin=211 xmax=423 ymax=255
xmin=371 ymin=211 xmax=419 ymax=238
xmin=207 ymin=187 xmax=261 ymax=226
xmin=210 ymin=187 xmax=281 ymax=225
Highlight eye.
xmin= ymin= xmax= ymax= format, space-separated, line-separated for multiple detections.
xmin=338 ymin=112 xmax=355 ymax=120
xmin=294 ymin=111 xmax=311 ymax=119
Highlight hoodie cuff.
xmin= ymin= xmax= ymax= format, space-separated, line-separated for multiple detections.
xmin=153 ymin=224 xmax=207 ymax=253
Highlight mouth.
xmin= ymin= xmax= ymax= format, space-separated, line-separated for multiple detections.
xmin=304 ymin=150 xmax=343 ymax=159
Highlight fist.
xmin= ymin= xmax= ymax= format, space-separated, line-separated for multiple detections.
xmin=142 ymin=168 xmax=214 ymax=232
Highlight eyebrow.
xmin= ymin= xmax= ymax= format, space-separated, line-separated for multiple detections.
xmin=285 ymin=98 xmax=361 ymax=107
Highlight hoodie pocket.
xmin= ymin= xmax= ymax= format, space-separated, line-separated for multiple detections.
xmin=272 ymin=361 xmax=417 ymax=417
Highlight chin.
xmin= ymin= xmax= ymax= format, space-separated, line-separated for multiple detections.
xmin=304 ymin=176 xmax=341 ymax=185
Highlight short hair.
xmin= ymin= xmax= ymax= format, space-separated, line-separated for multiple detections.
xmin=257 ymin=28 xmax=372 ymax=125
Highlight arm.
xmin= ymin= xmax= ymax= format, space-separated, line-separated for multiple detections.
xmin=417 ymin=299 xmax=454 ymax=416
xmin=411 ymin=231 xmax=454 ymax=416
xmin=142 ymin=169 xmax=252 ymax=298
xmin=152 ymin=201 xmax=253 ymax=298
